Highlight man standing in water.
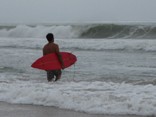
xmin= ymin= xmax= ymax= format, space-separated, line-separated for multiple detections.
xmin=43 ymin=33 xmax=65 ymax=82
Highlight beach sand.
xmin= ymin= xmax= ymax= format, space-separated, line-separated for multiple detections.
xmin=0 ymin=102 xmax=144 ymax=117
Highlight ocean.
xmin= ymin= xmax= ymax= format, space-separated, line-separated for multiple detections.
xmin=0 ymin=22 xmax=156 ymax=116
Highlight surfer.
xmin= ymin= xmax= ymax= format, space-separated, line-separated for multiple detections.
xmin=43 ymin=33 xmax=65 ymax=82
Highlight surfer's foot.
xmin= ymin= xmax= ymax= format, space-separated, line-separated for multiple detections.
xmin=48 ymin=80 xmax=52 ymax=82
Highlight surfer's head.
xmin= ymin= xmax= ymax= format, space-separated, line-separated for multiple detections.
xmin=46 ymin=33 xmax=54 ymax=42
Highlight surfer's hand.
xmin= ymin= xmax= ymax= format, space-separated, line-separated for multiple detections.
xmin=62 ymin=65 xmax=65 ymax=70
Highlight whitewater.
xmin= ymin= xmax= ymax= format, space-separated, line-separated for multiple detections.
xmin=1 ymin=23 xmax=156 ymax=116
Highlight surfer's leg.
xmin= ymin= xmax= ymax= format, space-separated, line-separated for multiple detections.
xmin=55 ymin=74 xmax=61 ymax=81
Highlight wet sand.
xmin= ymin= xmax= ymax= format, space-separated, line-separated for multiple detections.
xmin=0 ymin=102 xmax=144 ymax=117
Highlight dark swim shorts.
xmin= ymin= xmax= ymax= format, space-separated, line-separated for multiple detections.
xmin=46 ymin=70 xmax=62 ymax=81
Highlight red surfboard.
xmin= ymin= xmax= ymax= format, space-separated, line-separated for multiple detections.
xmin=31 ymin=52 xmax=77 ymax=70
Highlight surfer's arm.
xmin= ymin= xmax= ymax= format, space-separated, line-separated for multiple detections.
xmin=43 ymin=50 xmax=45 ymax=56
xmin=43 ymin=46 xmax=46 ymax=56
xmin=55 ymin=45 xmax=65 ymax=69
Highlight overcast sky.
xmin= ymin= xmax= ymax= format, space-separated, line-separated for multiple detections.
xmin=0 ymin=0 xmax=156 ymax=23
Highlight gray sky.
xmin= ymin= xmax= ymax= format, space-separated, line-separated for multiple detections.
xmin=0 ymin=0 xmax=156 ymax=23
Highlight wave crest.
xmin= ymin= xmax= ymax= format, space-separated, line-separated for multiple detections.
xmin=0 ymin=24 xmax=156 ymax=39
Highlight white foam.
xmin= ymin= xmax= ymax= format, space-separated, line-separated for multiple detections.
xmin=0 ymin=80 xmax=156 ymax=116
xmin=0 ymin=25 xmax=82 ymax=38
xmin=1 ymin=37 xmax=156 ymax=52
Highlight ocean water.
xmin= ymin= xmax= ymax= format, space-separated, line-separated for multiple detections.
xmin=1 ymin=22 xmax=156 ymax=116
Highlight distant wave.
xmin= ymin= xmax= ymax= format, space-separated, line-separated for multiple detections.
xmin=81 ymin=24 xmax=156 ymax=39
xmin=0 ymin=24 xmax=156 ymax=39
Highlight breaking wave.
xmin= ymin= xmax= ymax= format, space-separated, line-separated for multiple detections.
xmin=0 ymin=23 xmax=156 ymax=39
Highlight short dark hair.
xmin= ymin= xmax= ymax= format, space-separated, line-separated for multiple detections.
xmin=46 ymin=33 xmax=54 ymax=42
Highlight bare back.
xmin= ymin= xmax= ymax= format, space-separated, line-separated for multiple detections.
xmin=43 ymin=42 xmax=65 ymax=70
xmin=43 ymin=42 xmax=58 ymax=55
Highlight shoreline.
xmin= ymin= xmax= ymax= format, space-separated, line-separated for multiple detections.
xmin=0 ymin=102 xmax=144 ymax=117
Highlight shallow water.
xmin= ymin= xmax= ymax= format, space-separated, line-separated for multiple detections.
xmin=0 ymin=37 xmax=156 ymax=116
